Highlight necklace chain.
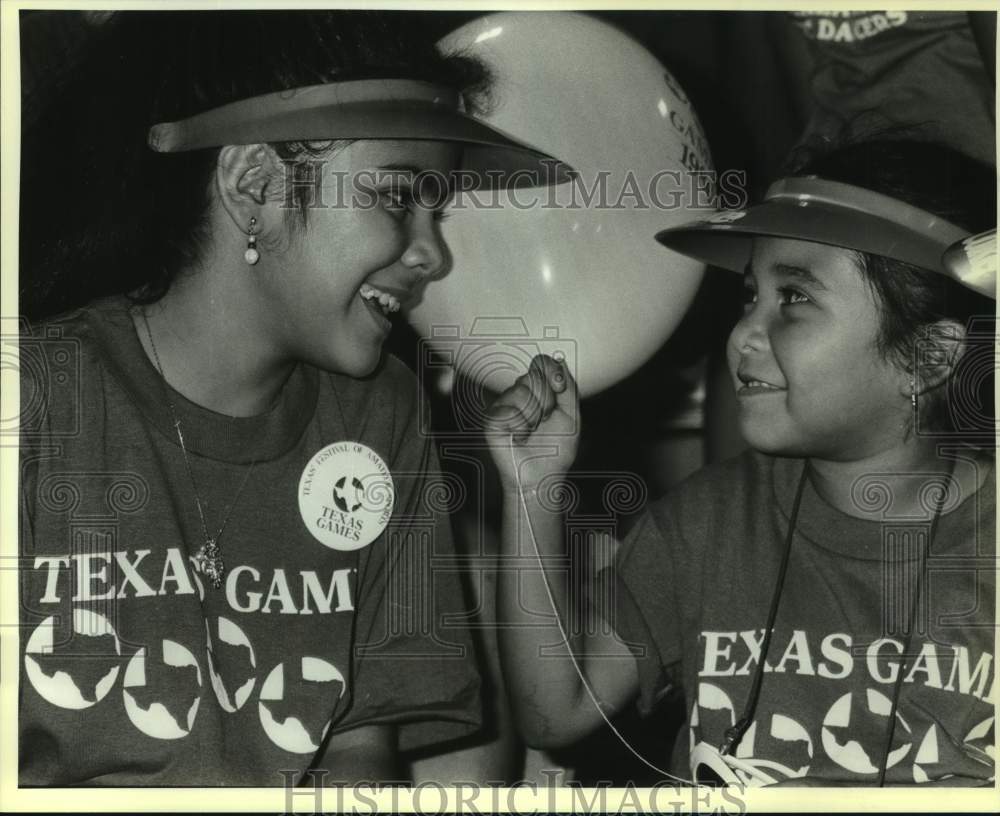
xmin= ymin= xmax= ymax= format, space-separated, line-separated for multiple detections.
xmin=140 ymin=310 xmax=257 ymax=589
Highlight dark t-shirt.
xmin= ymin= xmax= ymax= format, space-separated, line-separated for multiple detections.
xmin=785 ymin=11 xmax=995 ymax=166
xmin=19 ymin=298 xmax=481 ymax=786
xmin=612 ymin=449 xmax=995 ymax=785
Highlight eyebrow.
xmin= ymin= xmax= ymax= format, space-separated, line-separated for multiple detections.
xmin=776 ymin=264 xmax=827 ymax=290
xmin=744 ymin=262 xmax=827 ymax=290
xmin=372 ymin=163 xmax=455 ymax=199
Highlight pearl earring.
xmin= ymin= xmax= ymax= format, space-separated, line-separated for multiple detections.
xmin=244 ymin=217 xmax=260 ymax=265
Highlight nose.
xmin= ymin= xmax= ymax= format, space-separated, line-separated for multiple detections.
xmin=400 ymin=210 xmax=446 ymax=279
xmin=727 ymin=300 xmax=770 ymax=358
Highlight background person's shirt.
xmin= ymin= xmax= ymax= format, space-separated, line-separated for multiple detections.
xmin=786 ymin=10 xmax=995 ymax=165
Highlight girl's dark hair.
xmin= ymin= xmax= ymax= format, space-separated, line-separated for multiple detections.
xmin=20 ymin=11 xmax=490 ymax=318
xmin=791 ymin=139 xmax=996 ymax=440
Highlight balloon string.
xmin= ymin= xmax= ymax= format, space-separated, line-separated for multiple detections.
xmin=509 ymin=434 xmax=697 ymax=786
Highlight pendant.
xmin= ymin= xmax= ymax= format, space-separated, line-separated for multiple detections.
xmin=195 ymin=538 xmax=225 ymax=589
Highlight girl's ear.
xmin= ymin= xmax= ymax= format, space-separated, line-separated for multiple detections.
xmin=910 ymin=319 xmax=968 ymax=397
xmin=215 ymin=144 xmax=284 ymax=234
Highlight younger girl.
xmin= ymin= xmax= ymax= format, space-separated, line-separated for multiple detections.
xmin=18 ymin=11 xmax=566 ymax=786
xmin=486 ymin=139 xmax=995 ymax=786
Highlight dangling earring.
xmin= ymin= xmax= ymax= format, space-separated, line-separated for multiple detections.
xmin=244 ymin=217 xmax=260 ymax=265
xmin=910 ymin=378 xmax=918 ymax=427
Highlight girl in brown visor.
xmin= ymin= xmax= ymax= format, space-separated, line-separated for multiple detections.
xmin=485 ymin=139 xmax=996 ymax=787
xmin=18 ymin=10 xmax=571 ymax=788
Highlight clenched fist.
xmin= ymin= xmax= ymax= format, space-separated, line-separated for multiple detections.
xmin=484 ymin=354 xmax=580 ymax=491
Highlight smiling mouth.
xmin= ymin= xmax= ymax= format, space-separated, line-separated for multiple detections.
xmin=360 ymin=283 xmax=402 ymax=316
xmin=737 ymin=378 xmax=785 ymax=394
xmin=359 ymin=282 xmax=408 ymax=334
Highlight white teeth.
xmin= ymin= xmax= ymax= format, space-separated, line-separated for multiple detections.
xmin=360 ymin=284 xmax=400 ymax=315
xmin=747 ymin=380 xmax=778 ymax=389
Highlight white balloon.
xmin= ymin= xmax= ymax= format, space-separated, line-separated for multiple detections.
xmin=408 ymin=12 xmax=712 ymax=398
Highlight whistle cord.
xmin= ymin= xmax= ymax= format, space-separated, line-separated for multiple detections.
xmin=719 ymin=460 xmax=809 ymax=757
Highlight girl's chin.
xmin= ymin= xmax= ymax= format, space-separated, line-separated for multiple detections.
xmin=341 ymin=347 xmax=384 ymax=378
xmin=741 ymin=432 xmax=819 ymax=460
xmin=309 ymin=338 xmax=384 ymax=378
xmin=737 ymin=421 xmax=799 ymax=458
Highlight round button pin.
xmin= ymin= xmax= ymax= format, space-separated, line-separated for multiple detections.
xmin=298 ymin=442 xmax=394 ymax=552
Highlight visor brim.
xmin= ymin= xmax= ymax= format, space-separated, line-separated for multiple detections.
xmin=656 ymin=198 xmax=968 ymax=276
xmin=149 ymin=85 xmax=575 ymax=190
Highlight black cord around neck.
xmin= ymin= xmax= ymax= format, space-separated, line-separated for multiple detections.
xmin=716 ymin=458 xmax=955 ymax=787
xmin=719 ymin=459 xmax=809 ymax=758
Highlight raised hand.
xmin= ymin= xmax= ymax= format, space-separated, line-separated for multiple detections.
xmin=484 ymin=353 xmax=580 ymax=492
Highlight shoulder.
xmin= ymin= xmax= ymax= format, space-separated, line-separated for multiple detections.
xmin=619 ymin=449 xmax=775 ymax=570
xmin=24 ymin=296 xmax=128 ymax=336
xmin=647 ymin=448 xmax=774 ymax=526
xmin=21 ymin=302 xmax=97 ymax=353
xmin=674 ymin=448 xmax=772 ymax=496
xmin=21 ymin=298 xmax=126 ymax=374
xmin=20 ymin=301 xmax=113 ymax=438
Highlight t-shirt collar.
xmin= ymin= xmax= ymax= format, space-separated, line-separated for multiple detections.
xmin=89 ymin=296 xmax=319 ymax=463
xmin=770 ymin=454 xmax=994 ymax=560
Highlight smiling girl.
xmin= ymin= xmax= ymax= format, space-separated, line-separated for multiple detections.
xmin=486 ymin=139 xmax=995 ymax=786
xmin=18 ymin=11 xmax=567 ymax=786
